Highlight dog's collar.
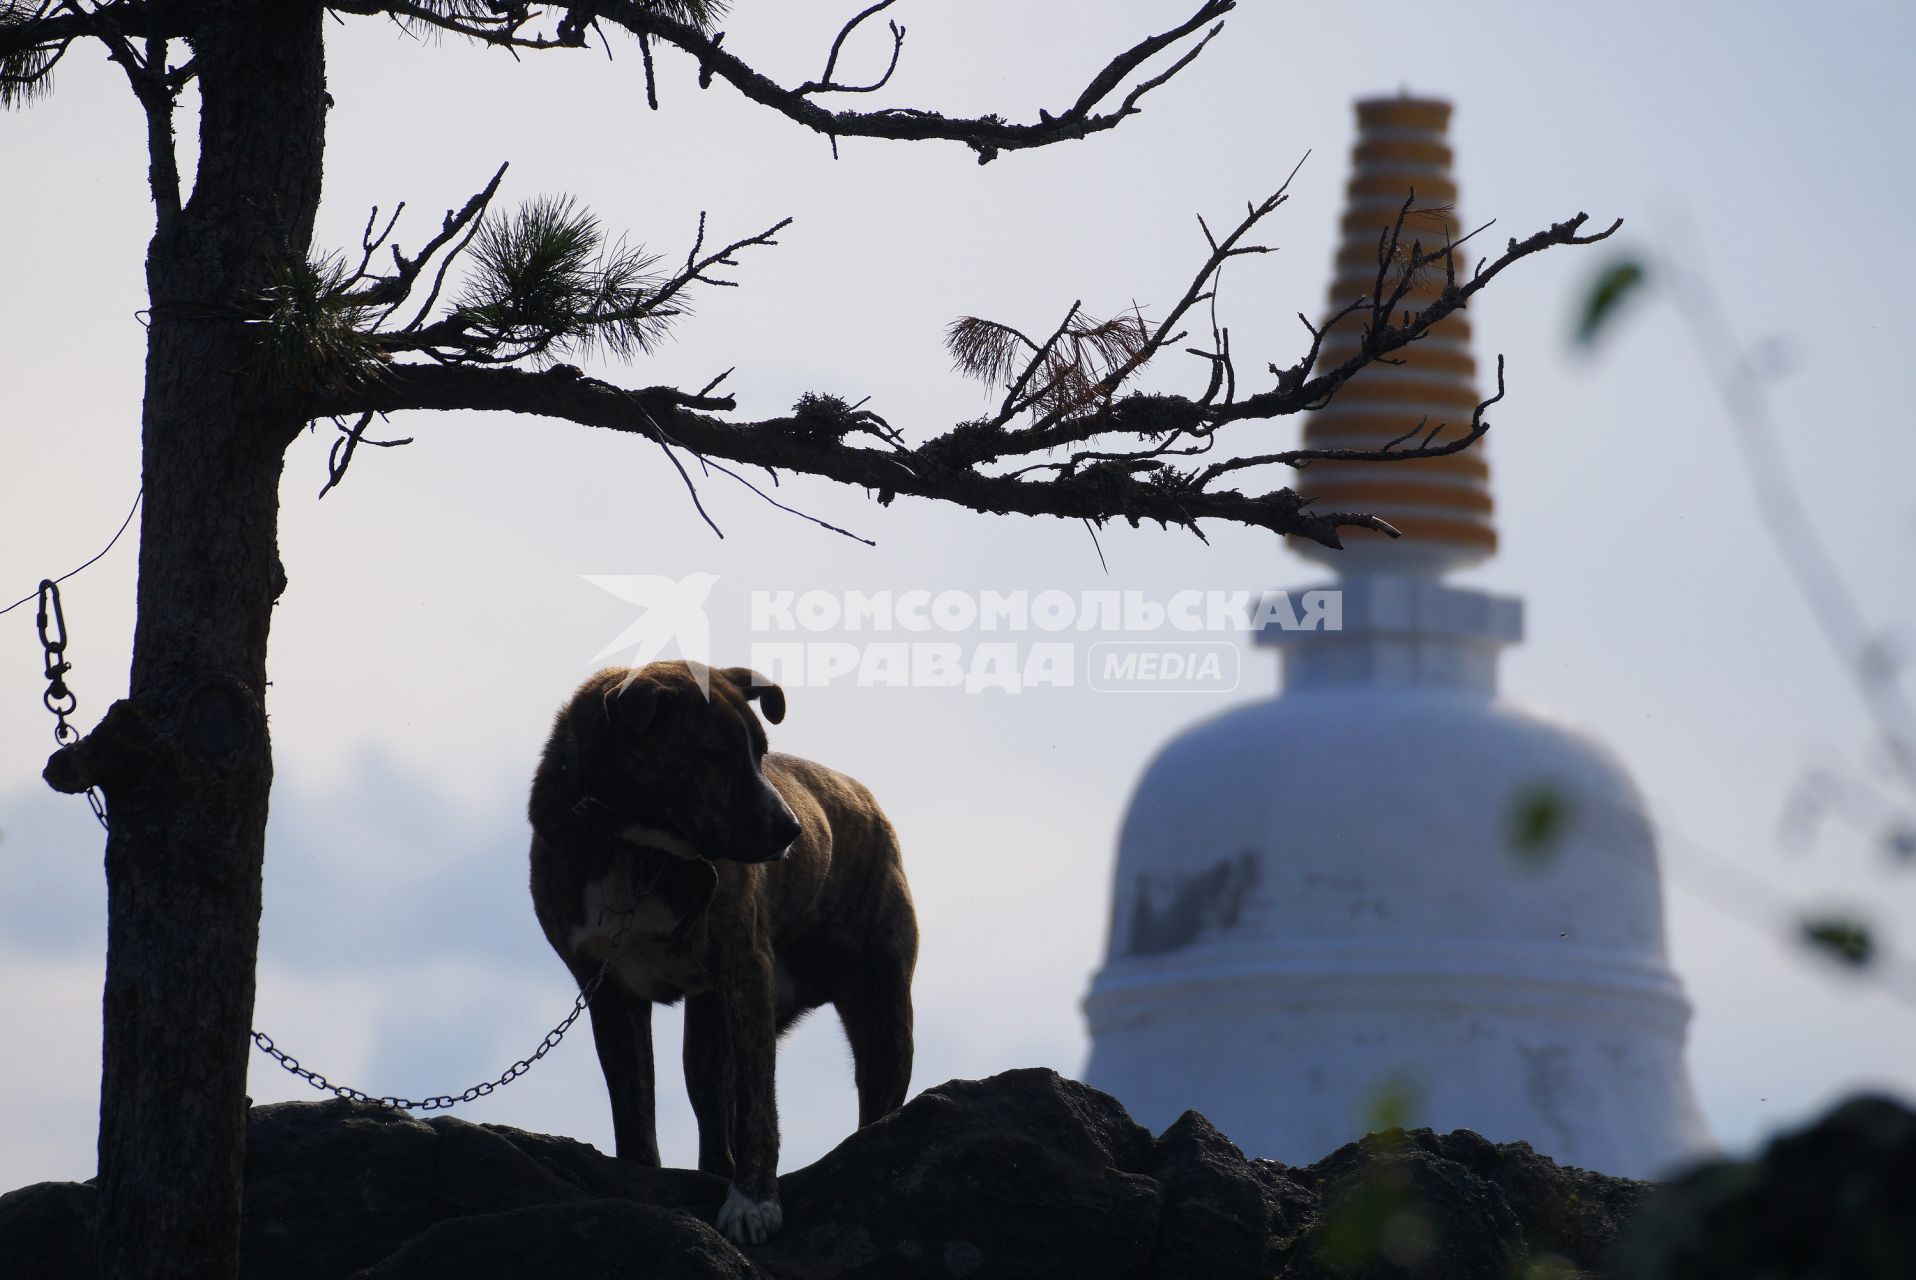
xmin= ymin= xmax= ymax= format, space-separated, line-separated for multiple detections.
xmin=570 ymin=791 xmax=717 ymax=943
xmin=673 ymin=858 xmax=719 ymax=944
xmin=609 ymin=842 xmax=718 ymax=948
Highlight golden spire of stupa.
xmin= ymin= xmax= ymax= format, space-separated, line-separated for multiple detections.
xmin=1294 ymin=95 xmax=1496 ymax=573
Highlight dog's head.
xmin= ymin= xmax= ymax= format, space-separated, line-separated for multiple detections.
xmin=559 ymin=661 xmax=801 ymax=864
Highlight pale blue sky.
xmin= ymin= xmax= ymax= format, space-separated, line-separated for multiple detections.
xmin=4 ymin=1 xmax=1914 ymax=1188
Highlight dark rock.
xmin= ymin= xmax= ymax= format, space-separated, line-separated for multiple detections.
xmin=1250 ymin=1157 xmax=1321 ymax=1262
xmin=760 ymin=1068 xmax=1164 ymax=1280
xmin=239 ymin=1099 xmax=727 ymax=1280
xmin=0 ymin=1179 xmax=97 ymax=1279
xmin=349 ymin=1201 xmax=763 ymax=1280
xmin=1147 ymin=1111 xmax=1274 ymax=1279
xmin=0 ymin=1068 xmax=1662 ymax=1279
xmin=1616 ymin=1093 xmax=1916 ymax=1279
xmin=1288 ymin=1131 xmax=1527 ymax=1279
xmin=1402 ymin=1127 xmax=1647 ymax=1273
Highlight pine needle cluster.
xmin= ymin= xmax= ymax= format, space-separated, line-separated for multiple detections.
xmin=453 ymin=195 xmax=676 ymax=364
xmin=252 ymin=254 xmax=382 ymax=392
xmin=1 ymin=3 xmax=59 ymax=108
xmin=946 ymin=310 xmax=1150 ymax=424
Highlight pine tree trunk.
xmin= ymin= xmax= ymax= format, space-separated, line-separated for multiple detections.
xmin=87 ymin=5 xmax=326 ymax=1276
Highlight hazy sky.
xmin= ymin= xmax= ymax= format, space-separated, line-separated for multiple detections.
xmin=4 ymin=1 xmax=1915 ymax=1190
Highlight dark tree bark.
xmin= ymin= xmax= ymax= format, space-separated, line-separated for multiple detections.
xmin=64 ymin=6 xmax=328 ymax=1276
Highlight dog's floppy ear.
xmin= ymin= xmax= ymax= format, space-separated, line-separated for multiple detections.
xmin=607 ymin=674 xmax=663 ymax=736
xmin=722 ymin=667 xmax=786 ymax=725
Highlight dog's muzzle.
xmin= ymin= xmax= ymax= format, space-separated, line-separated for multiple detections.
xmin=738 ymin=841 xmax=795 ymax=865
xmin=763 ymin=807 xmax=802 ymax=862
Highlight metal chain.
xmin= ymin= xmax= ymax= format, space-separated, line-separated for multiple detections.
xmin=34 ymin=580 xmax=108 ymax=829
xmin=26 ymin=576 xmax=653 ymax=1112
xmin=251 ymin=900 xmax=641 ymax=1111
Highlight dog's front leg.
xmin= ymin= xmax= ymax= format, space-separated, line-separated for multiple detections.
xmin=682 ymin=991 xmax=736 ymax=1179
xmin=713 ymin=943 xmax=782 ymax=1247
xmin=577 ymin=967 xmax=660 ymax=1167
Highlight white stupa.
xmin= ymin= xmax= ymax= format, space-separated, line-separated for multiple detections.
xmin=1081 ymin=96 xmax=1711 ymax=1178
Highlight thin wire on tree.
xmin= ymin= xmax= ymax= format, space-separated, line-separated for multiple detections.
xmin=0 ymin=487 xmax=143 ymax=617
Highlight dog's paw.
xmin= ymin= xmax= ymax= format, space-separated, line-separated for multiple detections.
xmin=716 ymin=1184 xmax=783 ymax=1247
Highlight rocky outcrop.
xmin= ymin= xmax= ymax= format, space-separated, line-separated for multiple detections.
xmin=1616 ymin=1094 xmax=1916 ymax=1279
xmin=0 ymin=1068 xmax=1651 ymax=1278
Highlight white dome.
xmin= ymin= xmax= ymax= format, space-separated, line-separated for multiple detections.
xmin=1103 ymin=689 xmax=1670 ymax=962
xmin=1082 ymin=580 xmax=1712 ymax=1179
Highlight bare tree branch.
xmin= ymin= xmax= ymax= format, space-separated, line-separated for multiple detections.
xmin=321 ymin=0 xmax=1232 ymax=154
xmin=1193 ymin=355 xmax=1507 ymax=484
xmin=611 ymin=210 xmax=792 ymax=332
xmin=1 ymin=0 xmax=192 ymax=68
xmin=294 ymin=186 xmax=1616 ymax=554
xmin=326 ymin=1 xmax=572 ymax=52
xmin=318 ymin=410 xmax=414 ymax=498
xmin=595 ymin=0 xmax=1235 ymax=163
xmin=337 ymin=162 xmax=510 ymax=315
xmin=4 ymin=5 xmax=193 ymax=222
xmin=95 ymin=27 xmax=186 ymax=228
xmin=1212 ymin=211 xmax=1619 ymax=426
xmin=798 ymin=0 xmax=906 ymax=97
xmin=228 ymin=7 xmax=1610 ymax=558
xmin=1048 ymin=155 xmax=1306 ymax=427
xmin=930 ymin=189 xmax=1613 ymax=472
xmin=306 ymin=362 xmax=1389 ymax=547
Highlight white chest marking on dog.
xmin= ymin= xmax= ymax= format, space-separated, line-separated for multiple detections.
xmin=716 ymin=1185 xmax=783 ymax=1247
xmin=569 ymin=872 xmax=710 ymax=1000
xmin=619 ymin=824 xmax=702 ymax=861
xmin=572 ymin=875 xmax=676 ymax=945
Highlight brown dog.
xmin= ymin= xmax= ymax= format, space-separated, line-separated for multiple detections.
xmin=528 ymin=661 xmax=917 ymax=1245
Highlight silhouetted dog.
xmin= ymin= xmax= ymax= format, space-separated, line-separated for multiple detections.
xmin=528 ymin=662 xmax=917 ymax=1245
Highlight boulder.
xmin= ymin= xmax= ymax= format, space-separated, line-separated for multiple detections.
xmin=1617 ymin=1094 xmax=1916 ymax=1279
xmin=1282 ymin=1126 xmax=1646 ymax=1277
xmin=0 ymin=1179 xmax=96 ymax=1278
xmin=351 ymin=1201 xmax=762 ymax=1280
xmin=763 ymin=1068 xmax=1163 ymax=1280
xmin=239 ymin=1098 xmax=727 ymax=1280
xmin=0 ymin=1068 xmax=1659 ymax=1278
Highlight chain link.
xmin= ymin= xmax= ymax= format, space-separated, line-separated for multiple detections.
xmin=37 ymin=579 xmax=76 ymax=737
xmin=34 ymin=579 xmax=108 ymax=829
xmin=251 ymin=900 xmax=640 ymax=1111
xmin=27 ymin=578 xmax=650 ymax=1112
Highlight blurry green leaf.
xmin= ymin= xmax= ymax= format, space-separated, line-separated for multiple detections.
xmin=1801 ymin=916 xmax=1874 ymax=967
xmin=1362 ymin=1074 xmax=1422 ymax=1134
xmin=1574 ymin=258 xmax=1647 ymax=347
xmin=1508 ymin=782 xmax=1576 ymax=867
xmin=1316 ymin=1174 xmax=1428 ymax=1273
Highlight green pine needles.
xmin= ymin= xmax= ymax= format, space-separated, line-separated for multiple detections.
xmin=253 ymin=254 xmax=383 ymax=392
xmin=247 ymin=191 xmax=702 ymax=385
xmin=0 ymin=3 xmax=59 ymax=108
xmin=455 ymin=195 xmax=676 ymax=364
